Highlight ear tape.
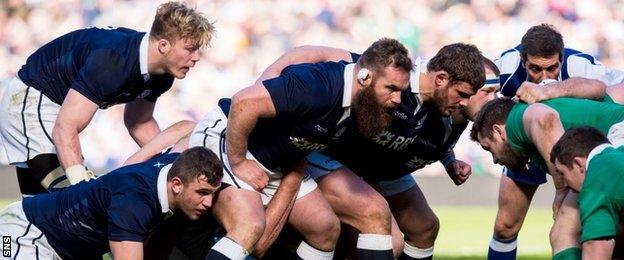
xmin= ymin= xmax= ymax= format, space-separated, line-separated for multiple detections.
xmin=357 ymin=68 xmax=370 ymax=85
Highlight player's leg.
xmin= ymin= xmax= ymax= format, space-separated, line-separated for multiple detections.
xmin=0 ymin=202 xmax=61 ymax=259
xmin=206 ymin=185 xmax=265 ymax=260
xmin=287 ymin=187 xmax=340 ymax=259
xmin=382 ymin=175 xmax=438 ymax=260
xmin=0 ymin=77 xmax=68 ymax=195
xmin=550 ymin=191 xmax=581 ymax=260
xmin=315 ymin=166 xmax=394 ymax=260
xmin=489 ymin=168 xmax=540 ymax=260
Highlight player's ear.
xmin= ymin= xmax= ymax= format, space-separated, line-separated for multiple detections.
xmin=157 ymin=39 xmax=171 ymax=54
xmin=357 ymin=68 xmax=372 ymax=87
xmin=492 ymin=124 xmax=505 ymax=141
xmin=434 ymin=71 xmax=449 ymax=88
xmin=171 ymin=176 xmax=183 ymax=195
xmin=572 ymin=157 xmax=586 ymax=175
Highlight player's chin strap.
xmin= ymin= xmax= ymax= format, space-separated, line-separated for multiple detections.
xmin=64 ymin=164 xmax=97 ymax=185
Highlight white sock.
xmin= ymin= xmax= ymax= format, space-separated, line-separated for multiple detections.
xmin=296 ymin=241 xmax=334 ymax=260
xmin=356 ymin=233 xmax=393 ymax=251
xmin=489 ymin=236 xmax=517 ymax=252
xmin=403 ymin=243 xmax=434 ymax=258
xmin=211 ymin=237 xmax=249 ymax=260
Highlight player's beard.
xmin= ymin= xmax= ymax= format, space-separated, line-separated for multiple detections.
xmin=352 ymin=85 xmax=394 ymax=139
xmin=499 ymin=142 xmax=530 ymax=171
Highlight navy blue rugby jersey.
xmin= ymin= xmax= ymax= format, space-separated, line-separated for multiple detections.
xmin=324 ymin=88 xmax=466 ymax=181
xmin=22 ymin=153 xmax=179 ymax=260
xmin=496 ymin=44 xmax=623 ymax=98
xmin=17 ymin=27 xmax=173 ymax=108
xmin=219 ymin=61 xmax=353 ymax=170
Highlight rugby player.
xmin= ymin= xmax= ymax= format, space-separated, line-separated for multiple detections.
xmin=550 ymin=126 xmax=624 ymax=260
xmin=188 ymin=38 xmax=413 ymax=259
xmin=488 ymin=23 xmax=624 ymax=260
xmin=0 ymin=146 xmax=222 ymax=260
xmin=258 ymin=43 xmax=487 ymax=259
xmin=0 ymin=1 xmax=214 ymax=195
xmin=471 ymin=97 xmax=624 ymax=259
xmin=123 ymin=120 xmax=304 ymax=259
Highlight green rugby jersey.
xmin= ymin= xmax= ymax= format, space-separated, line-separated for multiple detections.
xmin=579 ymin=144 xmax=624 ymax=242
xmin=505 ymin=97 xmax=624 ymax=170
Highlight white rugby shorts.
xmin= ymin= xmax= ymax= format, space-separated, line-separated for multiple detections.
xmin=0 ymin=77 xmax=59 ymax=166
xmin=188 ymin=107 xmax=317 ymax=205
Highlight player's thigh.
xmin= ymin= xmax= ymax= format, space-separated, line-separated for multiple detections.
xmin=288 ymin=187 xmax=339 ymax=236
xmin=385 ymin=183 xmax=438 ymax=237
xmin=495 ymin=174 xmax=538 ymax=234
xmin=316 ymin=166 xmax=390 ymax=229
xmin=212 ymin=185 xmax=265 ymax=232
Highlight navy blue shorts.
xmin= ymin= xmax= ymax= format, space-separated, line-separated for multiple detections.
xmin=502 ymin=163 xmax=547 ymax=186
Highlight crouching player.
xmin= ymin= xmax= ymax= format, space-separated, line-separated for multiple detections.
xmin=550 ymin=126 xmax=624 ymax=260
xmin=0 ymin=146 xmax=222 ymax=260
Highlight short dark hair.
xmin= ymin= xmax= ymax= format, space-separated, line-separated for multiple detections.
xmin=357 ymin=38 xmax=413 ymax=75
xmin=482 ymin=56 xmax=500 ymax=76
xmin=520 ymin=24 xmax=564 ymax=62
xmin=550 ymin=126 xmax=609 ymax=168
xmin=427 ymin=43 xmax=485 ymax=92
xmin=168 ymin=146 xmax=223 ymax=186
xmin=470 ymin=97 xmax=516 ymax=141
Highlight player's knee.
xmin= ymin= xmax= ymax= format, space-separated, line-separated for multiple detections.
xmin=360 ymin=196 xmax=392 ymax=227
xmin=404 ymin=213 xmax=440 ymax=244
xmin=316 ymin=211 xmax=341 ymax=246
xmin=493 ymin=218 xmax=521 ymax=240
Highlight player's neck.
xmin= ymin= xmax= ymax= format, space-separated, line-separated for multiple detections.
xmin=147 ymin=40 xmax=167 ymax=75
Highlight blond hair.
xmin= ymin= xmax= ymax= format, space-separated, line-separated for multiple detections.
xmin=150 ymin=1 xmax=215 ymax=48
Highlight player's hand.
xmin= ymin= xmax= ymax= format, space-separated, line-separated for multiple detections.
xmin=552 ymin=187 xmax=569 ymax=220
xmin=515 ymin=82 xmax=550 ymax=104
xmin=445 ymin=160 xmax=472 ymax=185
xmin=231 ymin=159 xmax=269 ymax=191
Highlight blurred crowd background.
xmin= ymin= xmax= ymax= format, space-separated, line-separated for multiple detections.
xmin=1 ymin=0 xmax=623 ymax=174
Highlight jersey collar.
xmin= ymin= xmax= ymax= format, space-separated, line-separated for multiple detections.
xmin=586 ymin=143 xmax=613 ymax=171
xmin=342 ymin=63 xmax=355 ymax=108
xmin=140 ymin=33 xmax=150 ymax=82
xmin=157 ymin=163 xmax=172 ymax=214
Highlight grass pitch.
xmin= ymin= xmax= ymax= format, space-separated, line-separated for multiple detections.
xmin=0 ymin=200 xmax=552 ymax=259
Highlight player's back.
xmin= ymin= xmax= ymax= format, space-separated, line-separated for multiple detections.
xmin=240 ymin=61 xmax=350 ymax=169
xmin=22 ymin=153 xmax=177 ymax=259
xmin=17 ymin=27 xmax=144 ymax=104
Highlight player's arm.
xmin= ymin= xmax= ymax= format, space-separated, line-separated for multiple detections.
xmin=257 ymin=45 xmax=353 ymax=83
xmin=516 ymin=77 xmax=606 ymax=104
xmin=109 ymin=240 xmax=143 ymax=260
xmin=253 ymin=161 xmax=304 ymax=257
xmin=53 ymin=89 xmax=99 ymax=184
xmin=582 ymin=238 xmax=614 ymax=260
xmin=227 ymin=83 xmax=277 ymax=190
xmin=522 ymin=104 xmax=568 ymax=215
xmin=124 ymin=99 xmax=161 ymax=147
xmin=123 ymin=120 xmax=196 ymax=165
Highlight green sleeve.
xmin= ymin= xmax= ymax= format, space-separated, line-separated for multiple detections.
xmin=578 ymin=188 xmax=619 ymax=242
